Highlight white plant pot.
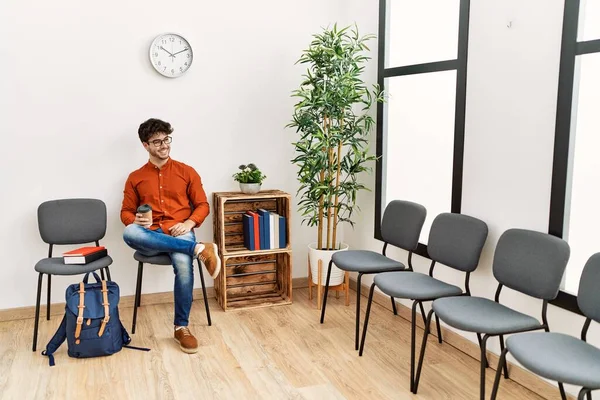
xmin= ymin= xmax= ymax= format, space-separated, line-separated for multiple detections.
xmin=239 ymin=183 xmax=261 ymax=194
xmin=308 ymin=243 xmax=349 ymax=286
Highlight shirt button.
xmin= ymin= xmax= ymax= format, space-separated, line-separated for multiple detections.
xmin=161 ymin=200 xmax=164 ymax=202
xmin=160 ymin=186 xmax=162 ymax=188
xmin=159 ymin=174 xmax=162 ymax=177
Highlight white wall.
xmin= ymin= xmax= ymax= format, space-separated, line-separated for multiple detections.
xmin=0 ymin=0 xmax=368 ymax=310
xmin=346 ymin=0 xmax=599 ymax=396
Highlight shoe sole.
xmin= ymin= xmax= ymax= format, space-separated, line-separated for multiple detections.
xmin=209 ymin=243 xmax=221 ymax=279
xmin=174 ymin=337 xmax=199 ymax=354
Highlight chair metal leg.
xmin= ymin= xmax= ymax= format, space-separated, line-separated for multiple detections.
xmin=196 ymin=259 xmax=212 ymax=326
xmin=354 ymin=273 xmax=363 ymax=351
xmin=499 ymin=335 xmax=509 ymax=378
xmin=32 ymin=273 xmax=43 ymax=352
xmin=410 ymin=301 xmax=419 ymax=392
xmin=559 ymin=382 xmax=568 ymax=400
xmin=319 ymin=260 xmax=334 ymax=324
xmin=391 ymin=296 xmax=397 ymax=315
xmin=358 ymin=283 xmax=376 ymax=356
xmin=578 ymin=388 xmax=591 ymax=400
xmin=435 ymin=314 xmax=443 ymax=344
xmin=419 ymin=301 xmax=427 ymax=326
xmin=490 ymin=347 xmax=508 ymax=400
xmin=477 ymin=333 xmax=489 ymax=368
xmin=131 ymin=262 xmax=144 ymax=334
xmin=480 ymin=334 xmax=490 ymax=400
xmin=46 ymin=274 xmax=51 ymax=320
xmin=413 ymin=308 xmax=435 ymax=394
xmin=100 ymin=268 xmax=106 ymax=280
xmin=105 ymin=267 xmax=112 ymax=281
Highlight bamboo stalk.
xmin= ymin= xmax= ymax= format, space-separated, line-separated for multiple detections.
xmin=317 ymin=115 xmax=328 ymax=250
xmin=326 ymin=146 xmax=334 ymax=250
xmin=332 ymin=138 xmax=342 ymax=250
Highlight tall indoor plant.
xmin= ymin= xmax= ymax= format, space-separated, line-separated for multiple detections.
xmin=288 ymin=24 xmax=383 ymax=286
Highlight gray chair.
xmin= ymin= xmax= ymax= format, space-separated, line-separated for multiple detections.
xmin=491 ymin=253 xmax=600 ymax=400
xmin=33 ymin=198 xmax=113 ymax=351
xmin=320 ymin=200 xmax=427 ymax=350
xmin=359 ymin=213 xmax=488 ymax=392
xmin=131 ymin=252 xmax=211 ymax=334
xmin=413 ymin=228 xmax=570 ymax=400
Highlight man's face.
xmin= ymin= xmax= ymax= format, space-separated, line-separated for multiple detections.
xmin=143 ymin=132 xmax=171 ymax=160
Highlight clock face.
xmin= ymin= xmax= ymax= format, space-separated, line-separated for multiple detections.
xmin=149 ymin=33 xmax=193 ymax=78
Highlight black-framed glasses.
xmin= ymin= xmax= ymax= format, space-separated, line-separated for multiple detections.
xmin=148 ymin=136 xmax=172 ymax=147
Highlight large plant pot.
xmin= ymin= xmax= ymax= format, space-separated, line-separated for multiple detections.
xmin=239 ymin=183 xmax=261 ymax=194
xmin=308 ymin=243 xmax=349 ymax=286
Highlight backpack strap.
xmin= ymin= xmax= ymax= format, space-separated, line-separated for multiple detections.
xmin=41 ymin=315 xmax=68 ymax=366
xmin=98 ymin=280 xmax=110 ymax=337
xmin=74 ymin=282 xmax=85 ymax=343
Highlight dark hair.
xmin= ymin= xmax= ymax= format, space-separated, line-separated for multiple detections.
xmin=138 ymin=118 xmax=173 ymax=143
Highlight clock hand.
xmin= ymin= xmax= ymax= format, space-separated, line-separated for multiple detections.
xmin=172 ymin=48 xmax=189 ymax=56
xmin=160 ymin=46 xmax=174 ymax=57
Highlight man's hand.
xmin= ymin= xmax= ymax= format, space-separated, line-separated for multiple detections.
xmin=169 ymin=220 xmax=195 ymax=237
xmin=134 ymin=213 xmax=152 ymax=228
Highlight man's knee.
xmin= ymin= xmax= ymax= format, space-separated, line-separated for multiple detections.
xmin=123 ymin=224 xmax=144 ymax=244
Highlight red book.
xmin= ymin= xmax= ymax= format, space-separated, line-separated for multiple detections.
xmin=246 ymin=211 xmax=260 ymax=250
xmin=63 ymin=246 xmax=105 ymax=257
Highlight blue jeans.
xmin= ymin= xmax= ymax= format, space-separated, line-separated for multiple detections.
xmin=123 ymin=224 xmax=197 ymax=327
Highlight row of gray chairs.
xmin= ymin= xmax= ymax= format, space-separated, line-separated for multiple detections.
xmin=320 ymin=200 xmax=599 ymax=400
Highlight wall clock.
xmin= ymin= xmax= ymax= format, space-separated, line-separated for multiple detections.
xmin=149 ymin=33 xmax=193 ymax=78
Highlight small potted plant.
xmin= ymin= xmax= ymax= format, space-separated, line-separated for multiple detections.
xmin=233 ymin=163 xmax=267 ymax=194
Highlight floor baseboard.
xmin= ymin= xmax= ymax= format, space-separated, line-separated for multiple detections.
xmin=0 ymin=277 xmax=308 ymax=323
xmin=349 ymin=278 xmax=573 ymax=400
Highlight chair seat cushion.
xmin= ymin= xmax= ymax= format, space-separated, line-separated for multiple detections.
xmin=432 ymin=296 xmax=541 ymax=334
xmin=374 ymin=272 xmax=463 ymax=300
xmin=133 ymin=251 xmax=172 ymax=265
xmin=332 ymin=250 xmax=405 ymax=272
xmin=34 ymin=256 xmax=113 ymax=275
xmin=507 ymin=332 xmax=600 ymax=389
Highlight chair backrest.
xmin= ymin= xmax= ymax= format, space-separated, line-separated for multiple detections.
xmin=578 ymin=253 xmax=600 ymax=323
xmin=380 ymin=200 xmax=426 ymax=251
xmin=493 ymin=229 xmax=570 ymax=300
xmin=427 ymin=213 xmax=488 ymax=272
xmin=38 ymin=199 xmax=107 ymax=245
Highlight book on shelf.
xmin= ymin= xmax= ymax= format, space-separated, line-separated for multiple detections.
xmin=278 ymin=214 xmax=286 ymax=248
xmin=246 ymin=211 xmax=260 ymax=249
xmin=257 ymin=209 xmax=271 ymax=250
xmin=242 ymin=213 xmax=256 ymax=250
xmin=63 ymin=246 xmax=108 ymax=264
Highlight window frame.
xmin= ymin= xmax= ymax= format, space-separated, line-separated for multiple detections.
xmin=374 ymin=0 xmax=471 ymax=257
xmin=549 ymin=0 xmax=600 ymax=315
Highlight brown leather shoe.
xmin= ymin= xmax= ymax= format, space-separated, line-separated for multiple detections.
xmin=198 ymin=242 xmax=221 ymax=279
xmin=174 ymin=327 xmax=199 ymax=354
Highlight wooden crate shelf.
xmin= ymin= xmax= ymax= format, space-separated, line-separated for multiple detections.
xmin=213 ymin=191 xmax=292 ymax=311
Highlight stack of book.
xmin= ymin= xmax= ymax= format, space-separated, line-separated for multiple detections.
xmin=63 ymin=246 xmax=108 ymax=264
xmin=242 ymin=209 xmax=286 ymax=251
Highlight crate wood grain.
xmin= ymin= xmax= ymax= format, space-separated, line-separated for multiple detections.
xmin=213 ymin=191 xmax=293 ymax=311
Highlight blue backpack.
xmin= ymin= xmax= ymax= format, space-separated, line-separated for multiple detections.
xmin=42 ymin=272 xmax=148 ymax=366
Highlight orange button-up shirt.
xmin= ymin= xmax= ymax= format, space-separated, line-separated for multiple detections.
xmin=120 ymin=158 xmax=210 ymax=235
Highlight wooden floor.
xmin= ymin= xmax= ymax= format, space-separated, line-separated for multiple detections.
xmin=0 ymin=288 xmax=544 ymax=400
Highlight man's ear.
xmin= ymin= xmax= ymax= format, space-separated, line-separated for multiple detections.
xmin=142 ymin=142 xmax=150 ymax=152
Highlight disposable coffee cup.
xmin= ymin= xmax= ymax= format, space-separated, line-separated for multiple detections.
xmin=137 ymin=204 xmax=152 ymax=228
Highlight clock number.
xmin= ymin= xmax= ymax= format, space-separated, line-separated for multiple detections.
xmin=184 ymin=62 xmax=188 ymax=66
xmin=169 ymin=37 xmax=174 ymax=42
xmin=154 ymin=52 xmax=158 ymax=57
xmin=171 ymin=69 xmax=175 ymax=74
xmin=158 ymin=61 xmax=161 ymax=66
xmin=187 ymin=54 xmax=190 ymax=58
xmin=162 ymin=40 xmax=166 ymax=44
xmin=179 ymin=67 xmax=183 ymax=72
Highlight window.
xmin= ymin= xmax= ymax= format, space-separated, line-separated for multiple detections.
xmin=375 ymin=0 xmax=470 ymax=253
xmin=549 ymin=0 xmax=600 ymax=313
